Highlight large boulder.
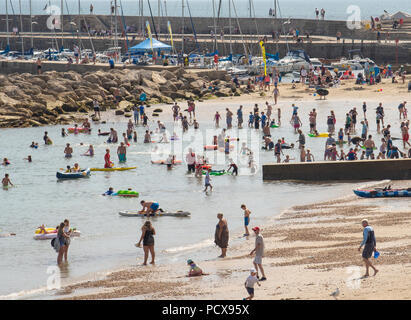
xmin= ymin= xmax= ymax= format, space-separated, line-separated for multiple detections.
xmin=102 ymin=79 xmax=118 ymax=90
xmin=61 ymin=102 xmax=79 ymax=112
xmin=159 ymin=82 xmax=178 ymax=92
xmin=151 ymin=72 xmax=168 ymax=85
xmin=160 ymin=70 xmax=177 ymax=80
xmin=62 ymin=71 xmax=82 ymax=82
xmin=189 ymin=80 xmax=204 ymax=90
xmin=83 ymin=73 xmax=102 ymax=85
xmin=47 ymin=81 xmax=71 ymax=94
xmin=142 ymin=78 xmax=159 ymax=91
xmin=27 ymin=76 xmax=47 ymax=89
xmin=0 ymin=75 xmax=11 ymax=87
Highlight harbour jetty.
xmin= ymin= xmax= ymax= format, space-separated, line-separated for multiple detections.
xmin=262 ymin=159 xmax=411 ymax=181
xmin=1 ymin=15 xmax=410 ymax=63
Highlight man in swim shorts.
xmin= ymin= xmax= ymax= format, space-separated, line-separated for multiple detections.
xmin=64 ymin=143 xmax=73 ymax=158
xmin=364 ymin=135 xmax=375 ymax=160
xmin=241 ymin=204 xmax=251 ymax=236
xmin=139 ymin=200 xmax=161 ymax=217
xmin=117 ymin=142 xmax=127 ymax=163
xmin=358 ymin=219 xmax=378 ymax=277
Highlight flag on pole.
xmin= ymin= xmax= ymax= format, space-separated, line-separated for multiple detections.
xmin=259 ymin=40 xmax=267 ymax=76
xmin=167 ymin=21 xmax=174 ymax=50
xmin=146 ymin=21 xmax=153 ymax=51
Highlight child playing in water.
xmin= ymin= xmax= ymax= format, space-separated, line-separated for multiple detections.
xmin=159 ymin=132 xmax=169 ymax=143
xmin=283 ymin=155 xmax=295 ymax=163
xmin=102 ymin=187 xmax=115 ymax=196
xmin=186 ymin=259 xmax=207 ymax=277
xmin=2 ymin=174 xmax=13 ymax=187
xmin=2 ymin=158 xmax=10 ymax=166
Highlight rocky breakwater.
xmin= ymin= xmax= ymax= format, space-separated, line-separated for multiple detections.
xmin=0 ymin=68 xmax=245 ymax=128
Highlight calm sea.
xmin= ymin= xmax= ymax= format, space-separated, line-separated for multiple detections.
xmin=1 ymin=0 xmax=410 ymax=20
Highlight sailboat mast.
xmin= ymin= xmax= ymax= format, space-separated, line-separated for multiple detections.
xmin=139 ymin=0 xmax=143 ymax=40
xmin=18 ymin=0 xmax=24 ymax=55
xmin=249 ymin=0 xmax=252 ymax=18
xmin=61 ymin=0 xmax=64 ymax=48
xmin=78 ymin=0 xmax=81 ymax=33
xmin=228 ymin=0 xmax=232 ymax=55
xmin=181 ymin=0 xmax=184 ymax=53
xmin=29 ymin=0 xmax=33 ymax=48
xmin=114 ymin=0 xmax=119 ymax=61
xmin=5 ymin=0 xmax=9 ymax=46
xmin=212 ymin=0 xmax=217 ymax=52
xmin=157 ymin=0 xmax=160 ymax=40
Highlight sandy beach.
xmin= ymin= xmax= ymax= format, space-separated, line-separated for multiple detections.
xmin=41 ymin=75 xmax=410 ymax=300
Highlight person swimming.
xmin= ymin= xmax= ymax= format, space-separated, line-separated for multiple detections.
xmin=83 ymin=145 xmax=94 ymax=156
xmin=102 ymin=187 xmax=115 ymax=196
xmin=2 ymin=158 xmax=10 ymax=166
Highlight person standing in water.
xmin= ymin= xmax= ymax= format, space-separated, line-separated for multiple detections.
xmin=117 ymin=142 xmax=127 ymax=163
xmin=204 ymin=169 xmax=213 ymax=192
xmin=136 ymin=220 xmax=156 ymax=265
xmin=104 ymin=149 xmax=112 ymax=168
xmin=57 ymin=222 xmax=69 ymax=265
xmin=64 ymin=143 xmax=73 ymax=158
xmin=215 ymin=213 xmax=229 ymax=258
xmin=63 ymin=219 xmax=72 ymax=262
xmin=358 ymin=219 xmax=378 ymax=277
xmin=2 ymin=174 xmax=13 ymax=188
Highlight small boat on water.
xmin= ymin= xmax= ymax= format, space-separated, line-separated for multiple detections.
xmin=56 ymin=168 xmax=91 ymax=180
xmin=354 ymin=188 xmax=411 ymax=198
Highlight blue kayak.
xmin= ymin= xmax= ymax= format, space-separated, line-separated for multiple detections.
xmin=354 ymin=189 xmax=411 ymax=198
xmin=56 ymin=168 xmax=91 ymax=180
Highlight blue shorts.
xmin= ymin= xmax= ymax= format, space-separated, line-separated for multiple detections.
xmin=150 ymin=203 xmax=159 ymax=211
xmin=246 ymin=287 xmax=254 ymax=295
xmin=244 ymin=216 xmax=250 ymax=226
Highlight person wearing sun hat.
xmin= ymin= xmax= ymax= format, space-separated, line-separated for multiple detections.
xmin=250 ymin=227 xmax=266 ymax=281
xmin=186 ymin=259 xmax=206 ymax=277
xmin=244 ymin=268 xmax=260 ymax=300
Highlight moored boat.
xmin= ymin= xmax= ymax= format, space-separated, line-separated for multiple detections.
xmin=353 ymin=188 xmax=411 ymax=198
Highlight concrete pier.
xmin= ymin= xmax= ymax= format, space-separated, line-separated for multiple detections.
xmin=262 ymin=159 xmax=411 ymax=181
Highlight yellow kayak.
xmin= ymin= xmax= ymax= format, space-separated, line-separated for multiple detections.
xmin=90 ymin=167 xmax=137 ymax=172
